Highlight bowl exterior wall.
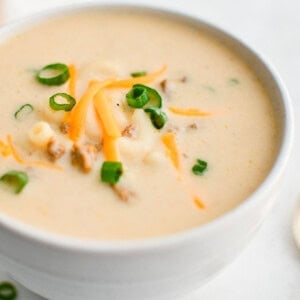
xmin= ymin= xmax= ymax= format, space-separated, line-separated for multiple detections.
xmin=0 ymin=186 xmax=279 ymax=300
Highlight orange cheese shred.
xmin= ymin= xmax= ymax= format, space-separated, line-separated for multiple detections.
xmin=6 ymin=135 xmax=23 ymax=164
xmin=7 ymin=135 xmax=63 ymax=171
xmin=161 ymin=132 xmax=180 ymax=171
xmin=193 ymin=196 xmax=206 ymax=209
xmin=94 ymin=89 xmax=121 ymax=138
xmin=108 ymin=65 xmax=167 ymax=89
xmin=68 ymin=64 xmax=77 ymax=98
xmin=168 ymin=107 xmax=211 ymax=117
xmin=94 ymin=89 xmax=120 ymax=161
xmin=0 ymin=140 xmax=12 ymax=156
xmin=68 ymin=78 xmax=115 ymax=142
xmin=102 ymin=134 xmax=119 ymax=161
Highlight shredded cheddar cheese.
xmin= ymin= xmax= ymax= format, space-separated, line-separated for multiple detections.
xmin=193 ymin=196 xmax=206 ymax=209
xmin=168 ymin=107 xmax=211 ymax=117
xmin=94 ymin=89 xmax=120 ymax=161
xmin=0 ymin=140 xmax=12 ymax=156
xmin=161 ymin=132 xmax=180 ymax=171
xmin=68 ymin=78 xmax=115 ymax=142
xmin=108 ymin=65 xmax=167 ymax=89
xmin=94 ymin=90 xmax=121 ymax=138
xmin=102 ymin=134 xmax=119 ymax=161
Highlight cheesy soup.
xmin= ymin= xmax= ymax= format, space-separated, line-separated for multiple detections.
xmin=0 ymin=9 xmax=279 ymax=240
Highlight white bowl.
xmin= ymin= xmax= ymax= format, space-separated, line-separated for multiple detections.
xmin=0 ymin=4 xmax=294 ymax=300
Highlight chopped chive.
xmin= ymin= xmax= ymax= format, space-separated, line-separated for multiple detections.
xmin=14 ymin=103 xmax=34 ymax=120
xmin=228 ymin=78 xmax=240 ymax=85
xmin=49 ymin=93 xmax=76 ymax=112
xmin=131 ymin=71 xmax=147 ymax=77
xmin=101 ymin=161 xmax=123 ymax=184
xmin=144 ymin=107 xmax=167 ymax=129
xmin=134 ymin=84 xmax=162 ymax=108
xmin=0 ymin=171 xmax=29 ymax=194
xmin=126 ymin=84 xmax=162 ymax=110
xmin=192 ymin=159 xmax=208 ymax=176
xmin=36 ymin=63 xmax=70 ymax=86
xmin=0 ymin=281 xmax=17 ymax=300
xmin=126 ymin=84 xmax=165 ymax=128
xmin=126 ymin=86 xmax=149 ymax=108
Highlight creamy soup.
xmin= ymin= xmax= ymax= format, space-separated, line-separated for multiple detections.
xmin=0 ymin=9 xmax=278 ymax=240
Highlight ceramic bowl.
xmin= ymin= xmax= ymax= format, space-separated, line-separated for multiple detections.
xmin=0 ymin=4 xmax=293 ymax=300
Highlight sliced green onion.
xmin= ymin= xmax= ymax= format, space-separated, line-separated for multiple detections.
xmin=49 ymin=93 xmax=76 ymax=112
xmin=144 ymin=107 xmax=167 ymax=130
xmin=0 ymin=171 xmax=29 ymax=194
xmin=131 ymin=71 xmax=147 ymax=77
xmin=228 ymin=78 xmax=240 ymax=85
xmin=14 ymin=103 xmax=34 ymax=120
xmin=192 ymin=159 xmax=208 ymax=176
xmin=0 ymin=282 xmax=17 ymax=300
xmin=133 ymin=84 xmax=162 ymax=108
xmin=36 ymin=63 xmax=70 ymax=86
xmin=126 ymin=86 xmax=149 ymax=108
xmin=101 ymin=161 xmax=123 ymax=184
xmin=126 ymin=84 xmax=162 ymax=109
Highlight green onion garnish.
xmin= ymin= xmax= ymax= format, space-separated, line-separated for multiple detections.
xmin=126 ymin=84 xmax=162 ymax=109
xmin=144 ymin=107 xmax=167 ymax=129
xmin=101 ymin=161 xmax=123 ymax=184
xmin=228 ymin=78 xmax=240 ymax=85
xmin=0 ymin=171 xmax=29 ymax=194
xmin=126 ymin=86 xmax=149 ymax=108
xmin=126 ymin=84 xmax=165 ymax=128
xmin=49 ymin=93 xmax=76 ymax=112
xmin=14 ymin=103 xmax=34 ymax=120
xmin=0 ymin=282 xmax=17 ymax=300
xmin=36 ymin=63 xmax=70 ymax=86
xmin=131 ymin=71 xmax=147 ymax=77
xmin=192 ymin=159 xmax=208 ymax=176
xmin=134 ymin=84 xmax=162 ymax=108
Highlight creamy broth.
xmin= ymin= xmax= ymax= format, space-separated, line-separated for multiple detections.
xmin=0 ymin=10 xmax=278 ymax=240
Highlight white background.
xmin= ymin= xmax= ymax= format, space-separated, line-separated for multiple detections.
xmin=1 ymin=0 xmax=299 ymax=299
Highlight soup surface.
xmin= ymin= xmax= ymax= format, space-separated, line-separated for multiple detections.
xmin=0 ymin=9 xmax=278 ymax=240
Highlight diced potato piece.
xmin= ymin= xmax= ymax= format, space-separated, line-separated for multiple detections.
xmin=131 ymin=109 xmax=155 ymax=141
xmin=40 ymin=105 xmax=66 ymax=123
xmin=119 ymin=110 xmax=159 ymax=160
xmin=28 ymin=121 xmax=55 ymax=148
xmin=118 ymin=137 xmax=149 ymax=160
xmin=143 ymin=151 xmax=167 ymax=166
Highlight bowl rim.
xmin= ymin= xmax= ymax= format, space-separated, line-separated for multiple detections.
xmin=0 ymin=2 xmax=294 ymax=254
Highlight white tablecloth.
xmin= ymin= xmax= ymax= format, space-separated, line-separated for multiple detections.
xmin=1 ymin=1 xmax=300 ymax=299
